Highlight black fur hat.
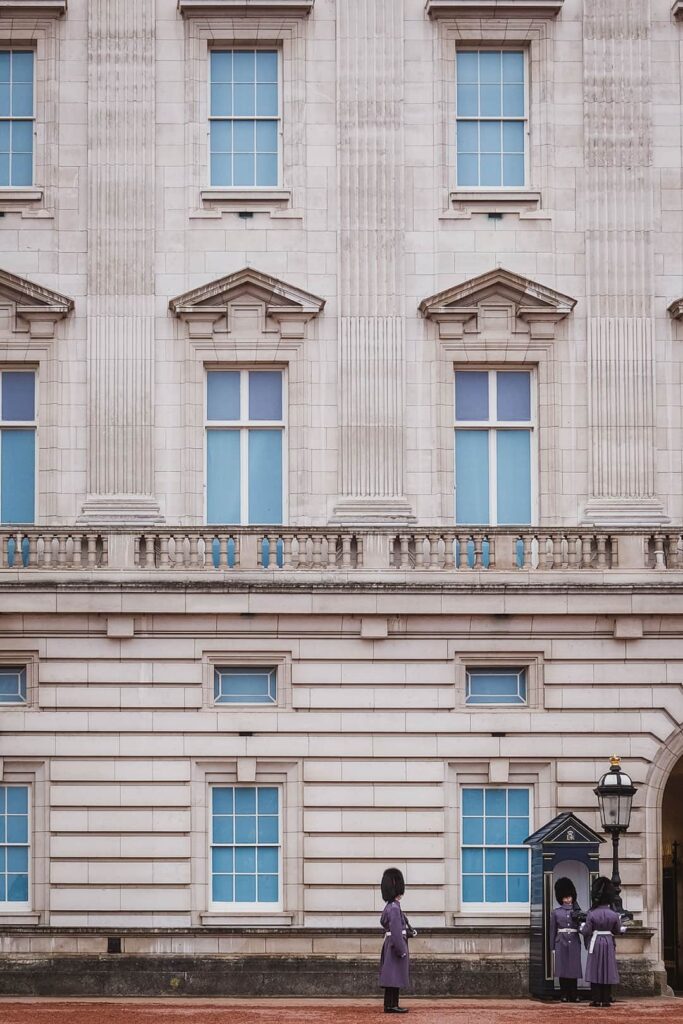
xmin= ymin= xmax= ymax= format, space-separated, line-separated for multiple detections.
xmin=591 ymin=875 xmax=617 ymax=907
xmin=381 ymin=867 xmax=405 ymax=902
xmin=554 ymin=876 xmax=577 ymax=904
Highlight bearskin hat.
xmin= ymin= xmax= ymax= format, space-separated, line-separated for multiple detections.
xmin=554 ymin=876 xmax=577 ymax=904
xmin=591 ymin=875 xmax=617 ymax=907
xmin=381 ymin=867 xmax=405 ymax=902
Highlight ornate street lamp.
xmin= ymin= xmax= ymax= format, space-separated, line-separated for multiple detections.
xmin=594 ymin=756 xmax=637 ymax=920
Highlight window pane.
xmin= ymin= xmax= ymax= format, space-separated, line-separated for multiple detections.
xmin=235 ymin=847 xmax=256 ymax=873
xmin=249 ymin=371 xmax=282 ymax=421
xmin=256 ymin=153 xmax=278 ymax=187
xmin=508 ymin=789 xmax=529 ymax=816
xmin=502 ymin=83 xmax=525 ymax=118
xmin=207 ymin=371 xmax=240 ymax=421
xmin=256 ymin=51 xmax=278 ymax=83
xmin=233 ymin=120 xmax=254 ymax=153
xmin=257 ymin=873 xmax=278 ymax=902
xmin=502 ymin=51 xmax=524 ymax=83
xmin=508 ymin=874 xmax=529 ymax=902
xmin=10 ymin=151 xmax=32 ymax=187
xmin=507 ymin=848 xmax=528 ymax=873
xmin=0 ymin=668 xmax=26 ymax=704
xmin=235 ymin=789 xmax=256 ymax=814
xmin=211 ymin=82 xmax=232 ymax=117
xmin=258 ymin=788 xmax=278 ymax=814
xmin=456 ymin=153 xmax=478 ymax=187
xmin=248 ymin=429 xmax=282 ymax=524
xmin=212 ymin=874 xmax=233 ymax=902
xmin=210 ymin=153 xmax=230 ymax=188
xmin=479 ymin=52 xmax=501 ymax=84
xmin=256 ymin=84 xmax=278 ymax=117
xmin=485 ymin=875 xmax=506 ymax=902
xmin=502 ymin=121 xmax=524 ymax=155
xmin=7 ymin=873 xmax=28 ymax=902
xmin=233 ymin=51 xmax=256 ymax=84
xmin=485 ymin=848 xmax=506 ymax=873
xmin=215 ymin=668 xmax=276 ymax=705
xmin=234 ymin=153 xmax=255 ymax=187
xmin=11 ymin=83 xmax=33 ymax=118
xmin=255 ymin=120 xmax=278 ymax=154
xmin=1 ymin=429 xmax=34 ymax=523
xmin=457 ymin=121 xmax=478 ymax=155
xmin=496 ymin=430 xmax=531 ymax=525
xmin=212 ymin=848 xmax=233 ymax=873
xmin=467 ymin=669 xmax=526 ymax=705
xmin=455 ymin=372 xmax=489 ymax=421
xmin=455 ymin=430 xmax=489 ymax=524
xmin=485 ymin=790 xmax=506 ymax=816
xmin=213 ymin=788 xmax=233 ymax=814
xmin=235 ymin=818 xmax=256 ymax=843
xmin=456 ymin=84 xmax=478 ymax=117
xmin=480 ymin=152 xmax=501 ymax=187
xmin=462 ymin=848 xmax=483 ymax=873
xmin=462 ymin=874 xmax=483 ymax=902
xmin=235 ymin=873 xmax=256 ymax=902
xmin=213 ymin=816 xmax=233 ymax=844
xmin=258 ymin=815 xmax=278 ymax=843
xmin=206 ymin=429 xmax=240 ymax=524
xmin=2 ymin=371 xmax=34 ymax=421
xmin=257 ymin=848 xmax=278 ymax=873
xmin=456 ymin=52 xmax=478 ymax=85
xmin=479 ymin=84 xmax=501 ymax=117
xmin=462 ymin=789 xmax=483 ymax=816
xmin=508 ymin=818 xmax=529 ymax=845
xmin=462 ymin=817 xmax=483 ymax=845
xmin=233 ymin=83 xmax=255 ymax=117
xmin=211 ymin=51 xmax=232 ymax=84
xmin=12 ymin=52 xmax=33 ymax=84
xmin=7 ymin=815 xmax=28 ymax=843
xmin=480 ymin=121 xmax=501 ymax=154
xmin=503 ymin=154 xmax=525 ymax=187
xmin=497 ymin=372 xmax=531 ymax=421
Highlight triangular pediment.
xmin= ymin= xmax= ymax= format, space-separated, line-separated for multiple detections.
xmin=524 ymin=812 xmax=604 ymax=848
xmin=169 ymin=267 xmax=325 ymax=318
xmin=0 ymin=267 xmax=74 ymax=339
xmin=419 ymin=268 xmax=576 ymax=318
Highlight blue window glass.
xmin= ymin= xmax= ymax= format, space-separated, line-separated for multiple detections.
xmin=209 ymin=49 xmax=279 ymax=188
xmin=207 ymin=370 xmax=240 ymax=421
xmin=1 ymin=371 xmax=34 ymax=422
xmin=248 ymin=429 xmax=282 ymax=524
xmin=211 ymin=785 xmax=279 ymax=906
xmin=249 ymin=371 xmax=282 ymax=421
xmin=0 ymin=51 xmax=34 ymax=187
xmin=461 ymin=787 xmax=530 ymax=905
xmin=206 ymin=429 xmax=240 ymax=524
xmin=456 ymin=50 xmax=525 ymax=188
xmin=0 ymin=667 xmax=26 ymax=704
xmin=214 ymin=667 xmax=277 ymax=705
xmin=466 ymin=668 xmax=527 ymax=706
xmin=0 ymin=785 xmax=29 ymax=905
xmin=454 ymin=369 xmax=533 ymax=526
xmin=455 ymin=430 xmax=489 ymax=524
xmin=1 ymin=370 xmax=36 ymax=524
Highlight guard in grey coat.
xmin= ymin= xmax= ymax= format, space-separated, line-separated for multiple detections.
xmin=582 ymin=876 xmax=627 ymax=1007
xmin=550 ymin=876 xmax=583 ymax=1002
xmin=378 ymin=867 xmax=416 ymax=1014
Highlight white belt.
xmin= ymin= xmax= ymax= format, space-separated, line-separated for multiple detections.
xmin=558 ymin=928 xmax=578 ymax=934
xmin=589 ymin=930 xmax=613 ymax=954
xmin=385 ymin=931 xmax=407 ymax=937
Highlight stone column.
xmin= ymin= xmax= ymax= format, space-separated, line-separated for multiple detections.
xmin=332 ymin=0 xmax=414 ymax=522
xmin=80 ymin=0 xmax=161 ymax=524
xmin=582 ymin=0 xmax=666 ymax=524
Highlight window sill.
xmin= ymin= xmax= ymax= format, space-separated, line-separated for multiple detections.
xmin=0 ymin=1 xmax=67 ymax=16
xmin=201 ymin=911 xmax=293 ymax=927
xmin=195 ymin=188 xmax=298 ymax=220
xmin=0 ymin=188 xmax=43 ymax=204
xmin=426 ymin=1 xmax=564 ymax=17
xmin=179 ymin=1 xmax=314 ymax=16
xmin=450 ymin=189 xmax=541 ymax=211
xmin=0 ymin=912 xmax=40 ymax=924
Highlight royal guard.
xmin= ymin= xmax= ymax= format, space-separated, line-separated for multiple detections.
xmin=582 ymin=876 xmax=628 ymax=1007
xmin=550 ymin=876 xmax=583 ymax=1002
xmin=378 ymin=867 xmax=416 ymax=1014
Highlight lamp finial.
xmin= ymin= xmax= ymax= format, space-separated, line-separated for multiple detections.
xmin=610 ymin=755 xmax=621 ymax=768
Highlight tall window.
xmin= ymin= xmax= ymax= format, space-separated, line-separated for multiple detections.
xmin=206 ymin=369 xmax=284 ymax=524
xmin=454 ymin=369 xmax=533 ymax=525
xmin=0 ymin=51 xmax=34 ymax=187
xmin=211 ymin=786 xmax=280 ymax=907
xmin=461 ymin=787 xmax=530 ymax=907
xmin=0 ymin=785 xmax=29 ymax=907
xmin=456 ymin=50 xmax=526 ymax=189
xmin=209 ymin=50 xmax=280 ymax=188
xmin=0 ymin=370 xmax=36 ymax=524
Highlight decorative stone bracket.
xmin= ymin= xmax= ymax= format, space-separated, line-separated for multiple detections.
xmin=169 ymin=267 xmax=325 ymax=343
xmin=0 ymin=268 xmax=74 ymax=340
xmin=673 ymin=1 xmax=683 ymax=22
xmin=425 ymin=0 xmax=563 ymax=16
xmin=668 ymin=297 xmax=683 ymax=320
xmin=177 ymin=0 xmax=313 ymax=15
xmin=419 ymin=267 xmax=576 ymax=341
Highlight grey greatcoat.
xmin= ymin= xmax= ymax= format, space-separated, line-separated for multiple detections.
xmin=378 ymin=900 xmax=410 ymax=989
xmin=549 ymin=905 xmax=582 ymax=979
xmin=582 ymin=906 xmax=625 ymax=985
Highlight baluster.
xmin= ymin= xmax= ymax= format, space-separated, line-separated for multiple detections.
xmin=356 ymin=536 xmax=363 ymax=568
xmin=579 ymin=534 xmax=592 ymax=569
xmin=413 ymin=534 xmax=424 ymax=569
xmin=610 ymin=536 xmax=619 ymax=569
xmin=535 ymin=534 xmax=547 ymax=570
xmin=283 ymin=533 xmax=294 ymax=570
xmin=101 ymin=535 xmax=108 ymax=567
xmin=267 ymin=535 xmax=278 ymax=568
xmin=159 ymin=534 xmax=170 ymax=568
xmin=473 ymin=533 xmax=483 ymax=569
xmin=567 ymin=533 xmax=579 ymax=569
xmin=133 ymin=536 xmax=141 ymax=569
xmin=147 ymin=535 xmax=158 ymax=569
xmin=1 ymin=533 xmax=7 ymax=568
xmin=341 ymin=535 xmax=351 ymax=568
xmin=653 ymin=533 xmax=666 ymax=571
xmin=596 ymin=534 xmax=608 ymax=570
xmin=189 ymin=533 xmax=199 ymax=568
xmin=325 ymin=535 xmax=336 ymax=570
xmin=454 ymin=534 xmax=466 ymax=570
xmin=217 ymin=535 xmax=228 ymax=569
xmin=86 ymin=534 xmax=97 ymax=568
xmin=428 ymin=533 xmax=440 ymax=570
xmin=552 ymin=534 xmax=563 ymax=570
xmin=28 ymin=533 xmax=37 ymax=568
xmin=398 ymin=534 xmax=410 ymax=569
xmin=443 ymin=533 xmax=455 ymax=571
xmin=175 ymin=535 xmax=186 ymax=568
xmin=312 ymin=534 xmax=322 ymax=568
xmin=57 ymin=534 xmax=67 ymax=566
xmin=42 ymin=534 xmax=53 ymax=567
xmin=520 ymin=534 xmax=531 ymax=569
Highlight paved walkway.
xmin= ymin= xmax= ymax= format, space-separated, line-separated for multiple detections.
xmin=0 ymin=998 xmax=679 ymax=1024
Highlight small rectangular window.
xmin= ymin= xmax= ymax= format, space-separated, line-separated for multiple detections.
xmin=0 ymin=784 xmax=30 ymax=906
xmin=211 ymin=785 xmax=280 ymax=907
xmin=214 ymin=667 xmax=277 ymax=706
xmin=206 ymin=369 xmax=284 ymax=525
xmin=209 ymin=49 xmax=280 ymax=188
xmin=466 ymin=667 xmax=527 ymax=706
xmin=0 ymin=667 xmax=27 ymax=705
xmin=0 ymin=51 xmax=35 ymax=188
xmin=0 ymin=369 xmax=36 ymax=524
xmin=456 ymin=50 xmax=526 ymax=189
xmin=461 ymin=787 xmax=530 ymax=907
xmin=454 ymin=368 xmax=533 ymax=526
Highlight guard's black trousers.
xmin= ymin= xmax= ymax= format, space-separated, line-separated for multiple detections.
xmin=383 ymin=987 xmax=399 ymax=1010
xmin=559 ymin=977 xmax=579 ymax=1000
xmin=591 ymin=983 xmax=613 ymax=1005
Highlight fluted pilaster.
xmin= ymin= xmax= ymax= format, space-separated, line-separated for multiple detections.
xmin=81 ymin=0 xmax=160 ymax=524
xmin=333 ymin=0 xmax=413 ymax=522
xmin=582 ymin=0 xmax=666 ymax=523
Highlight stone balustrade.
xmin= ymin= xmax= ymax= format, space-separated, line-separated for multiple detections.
xmin=0 ymin=527 xmax=681 ymax=573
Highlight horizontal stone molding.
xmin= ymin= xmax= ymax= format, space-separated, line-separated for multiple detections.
xmin=0 ymin=0 xmax=66 ymax=15
xmin=178 ymin=0 xmax=314 ymax=15
xmin=426 ymin=0 xmax=564 ymax=17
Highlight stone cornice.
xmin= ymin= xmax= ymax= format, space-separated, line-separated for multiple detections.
xmin=0 ymin=267 xmax=74 ymax=338
xmin=674 ymin=1 xmax=683 ymax=22
xmin=169 ymin=267 xmax=325 ymax=341
xmin=419 ymin=267 xmax=576 ymax=340
xmin=425 ymin=0 xmax=563 ymax=17
xmin=0 ymin=0 xmax=67 ymax=15
xmin=668 ymin=297 xmax=683 ymax=320
xmin=177 ymin=0 xmax=314 ymax=15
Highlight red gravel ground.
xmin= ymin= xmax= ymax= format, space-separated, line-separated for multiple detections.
xmin=0 ymin=999 xmax=680 ymax=1024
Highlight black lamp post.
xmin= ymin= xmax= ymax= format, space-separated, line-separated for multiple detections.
xmin=594 ymin=756 xmax=637 ymax=920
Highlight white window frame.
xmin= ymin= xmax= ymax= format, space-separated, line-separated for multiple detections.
xmin=0 ymin=48 xmax=36 ymax=190
xmin=454 ymin=47 xmax=530 ymax=192
xmin=0 ymin=665 xmax=27 ymax=707
xmin=460 ymin=784 xmax=532 ymax=915
xmin=465 ymin=666 xmax=528 ymax=707
xmin=204 ymin=366 xmax=288 ymax=525
xmin=214 ymin=665 xmax=277 ymax=706
xmin=207 ymin=46 xmax=283 ymax=191
xmin=0 ymin=782 xmax=31 ymax=911
xmin=453 ymin=366 xmax=537 ymax=526
xmin=0 ymin=366 xmax=38 ymax=526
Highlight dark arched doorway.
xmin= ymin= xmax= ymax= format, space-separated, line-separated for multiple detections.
xmin=662 ymin=757 xmax=683 ymax=991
